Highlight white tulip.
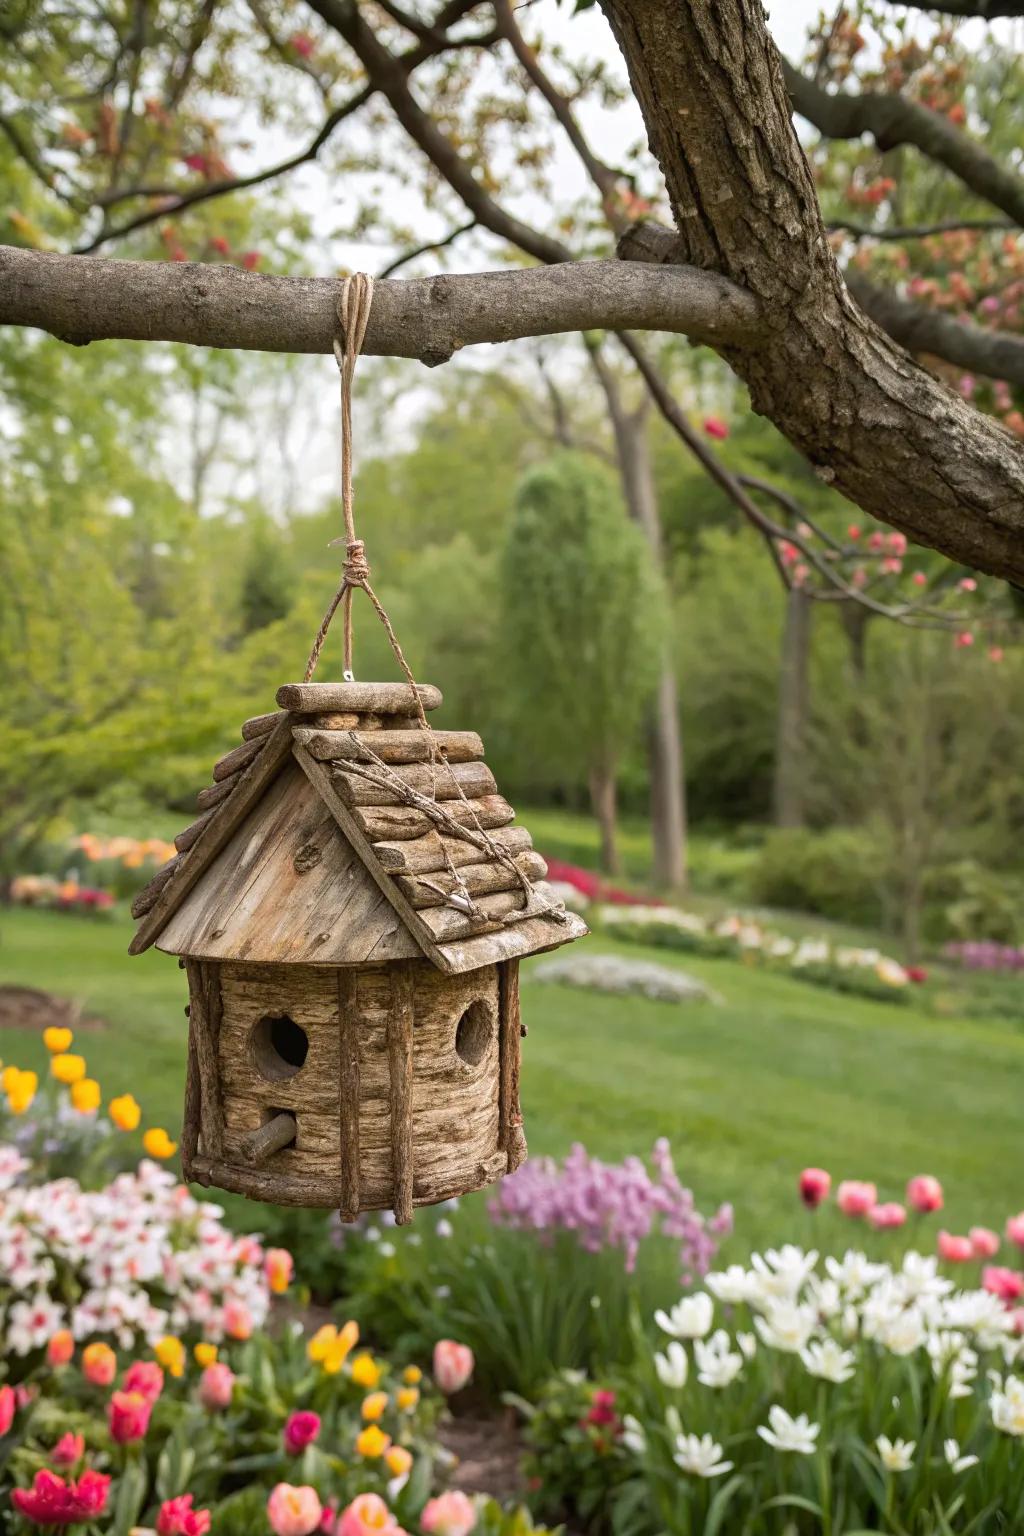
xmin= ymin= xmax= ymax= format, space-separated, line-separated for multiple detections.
xmin=654 ymin=1340 xmax=689 ymax=1389
xmin=655 ymin=1292 xmax=714 ymax=1340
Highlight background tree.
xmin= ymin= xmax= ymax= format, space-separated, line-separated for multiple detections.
xmin=501 ymin=452 xmax=664 ymax=873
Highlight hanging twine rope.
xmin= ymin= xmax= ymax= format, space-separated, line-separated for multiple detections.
xmin=301 ymin=272 xmax=565 ymax=929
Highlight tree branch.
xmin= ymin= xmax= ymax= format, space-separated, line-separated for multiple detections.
xmin=848 ymin=275 xmax=1024 ymax=386
xmin=892 ymin=1 xmax=1024 ymax=14
xmin=600 ymin=0 xmax=1024 ymax=585
xmin=377 ymin=218 xmax=476 ymax=277
xmin=828 ymin=215 xmax=1015 ymax=241
xmin=0 ymin=245 xmax=763 ymax=359
xmin=781 ymin=60 xmax=1024 ymax=228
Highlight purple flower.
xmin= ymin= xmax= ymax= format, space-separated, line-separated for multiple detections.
xmin=488 ymin=1140 xmax=731 ymax=1283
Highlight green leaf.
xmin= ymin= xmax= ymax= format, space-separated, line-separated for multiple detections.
xmin=111 ymin=1458 xmax=149 ymax=1536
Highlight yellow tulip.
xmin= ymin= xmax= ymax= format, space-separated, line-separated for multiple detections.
xmin=385 ymin=1445 xmax=413 ymax=1477
xmin=143 ymin=1127 xmax=177 ymax=1159
xmin=1 ymin=1065 xmax=19 ymax=1092
xmin=350 ymin=1352 xmax=382 ymax=1389
xmin=51 ymin=1053 xmax=87 ymax=1085
xmin=307 ymin=1324 xmax=338 ymax=1364
xmin=43 ymin=1027 xmax=74 ymax=1053
xmin=194 ymin=1342 xmax=218 ymax=1368
xmin=155 ymin=1336 xmax=186 ymax=1378
xmin=355 ymin=1424 xmax=390 ymax=1459
xmin=361 ymin=1391 xmax=388 ymax=1421
xmin=396 ymin=1386 xmax=420 ymax=1412
xmin=5 ymin=1068 xmax=38 ymax=1115
xmin=109 ymin=1093 xmax=141 ymax=1132
xmin=402 ymin=1365 xmax=423 ymax=1386
xmin=70 ymin=1078 xmax=101 ymax=1113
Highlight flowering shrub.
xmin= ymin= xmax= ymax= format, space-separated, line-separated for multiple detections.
xmin=0 ymin=1151 xmax=274 ymax=1366
xmin=542 ymin=859 xmax=653 ymax=909
xmin=599 ymin=904 xmax=917 ymax=1003
xmin=945 ymin=940 xmax=1024 ymax=972
xmin=489 ymin=1141 xmax=732 ymax=1284
xmin=9 ymin=875 xmax=115 ymax=915
xmin=523 ymin=1239 xmax=1024 ymax=1534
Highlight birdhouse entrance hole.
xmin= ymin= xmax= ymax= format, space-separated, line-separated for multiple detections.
xmin=455 ymin=999 xmax=492 ymax=1067
xmin=251 ymin=1014 xmax=309 ymax=1080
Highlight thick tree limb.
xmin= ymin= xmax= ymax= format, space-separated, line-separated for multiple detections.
xmin=781 ymin=60 xmax=1024 ymax=228
xmin=600 ymin=0 xmax=1024 ymax=586
xmin=848 ymin=275 xmax=1024 ymax=386
xmin=0 ymin=245 xmax=763 ymax=358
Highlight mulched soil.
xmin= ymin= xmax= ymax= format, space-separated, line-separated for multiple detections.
xmin=0 ymin=985 xmax=106 ymax=1034
xmin=439 ymin=1410 xmax=525 ymax=1501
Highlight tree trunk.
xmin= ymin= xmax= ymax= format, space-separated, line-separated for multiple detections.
xmin=588 ymin=346 xmax=688 ymax=889
xmin=773 ymin=585 xmax=811 ymax=829
xmin=588 ymin=760 xmax=621 ymax=876
xmin=840 ymin=601 xmax=870 ymax=682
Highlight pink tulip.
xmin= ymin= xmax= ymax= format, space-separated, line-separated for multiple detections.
xmin=983 ymin=1266 xmax=1024 ymax=1303
xmin=970 ymin=1226 xmax=1000 ymax=1259
xmin=938 ymin=1230 xmax=973 ymax=1263
xmin=198 ymin=1362 xmax=235 ymax=1410
xmin=798 ymin=1168 xmax=831 ymax=1209
xmin=283 ymin=1411 xmax=321 ymax=1455
xmin=869 ymin=1202 xmax=906 ymax=1229
xmin=337 ymin=1493 xmax=398 ymax=1536
xmin=157 ymin=1493 xmax=212 ymax=1536
xmin=268 ymin=1484 xmax=323 ymax=1536
xmin=51 ymin=1433 xmax=85 ymax=1468
xmin=837 ymin=1180 xmax=877 ymax=1217
xmin=1006 ymin=1213 xmax=1024 ymax=1249
xmin=0 ymin=1384 xmax=14 ymax=1437
xmin=123 ymin=1360 xmax=164 ymax=1403
xmin=906 ymin=1174 xmax=943 ymax=1214
xmin=107 ymin=1390 xmax=152 ymax=1444
xmin=433 ymin=1340 xmax=474 ymax=1395
xmin=421 ymin=1491 xmax=477 ymax=1536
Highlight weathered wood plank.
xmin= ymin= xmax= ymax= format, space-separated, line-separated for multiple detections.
xmin=435 ymin=907 xmax=589 ymax=975
xmin=186 ymin=959 xmax=224 ymax=1159
xmin=130 ymin=854 xmax=181 ymax=918
xmin=181 ymin=1014 xmax=201 ymax=1181
xmin=498 ymin=960 xmax=527 ymax=1174
xmin=196 ymin=776 xmax=237 ymax=811
xmin=331 ymin=759 xmax=497 ymax=807
xmin=157 ymin=760 xmax=420 ymax=965
xmin=241 ymin=710 xmax=288 ymax=740
xmin=174 ymin=806 xmax=216 ymax=853
xmin=416 ymin=886 xmax=535 ymax=942
xmin=372 ymin=824 xmax=534 ymax=875
xmin=292 ymin=727 xmax=483 ymax=765
xmin=351 ymin=795 xmax=515 ymax=845
xmin=277 ymin=682 xmax=442 ymax=714
xmin=291 ymin=746 xmax=448 ymax=968
xmin=387 ymin=965 xmax=415 ymax=1225
xmin=213 ymin=736 xmax=264 ymax=781
xmin=394 ymin=851 xmax=547 ymax=908
xmin=338 ymin=969 xmax=361 ymax=1222
xmin=129 ymin=716 xmax=295 ymax=954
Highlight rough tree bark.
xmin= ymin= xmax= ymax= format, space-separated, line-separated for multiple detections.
xmin=588 ymin=758 xmax=621 ymax=876
xmin=773 ymin=586 xmax=812 ymax=830
xmin=600 ymin=0 xmax=1024 ymax=585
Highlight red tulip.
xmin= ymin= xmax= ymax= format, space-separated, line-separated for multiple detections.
xmin=12 ymin=1469 xmax=111 ymax=1525
xmin=798 ymin=1168 xmax=831 ymax=1208
xmin=158 ymin=1493 xmax=213 ymax=1536
xmin=107 ymin=1390 xmax=152 ymax=1444
xmin=283 ymin=1410 xmax=321 ymax=1455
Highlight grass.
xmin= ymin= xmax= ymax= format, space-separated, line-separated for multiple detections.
xmin=1 ymin=903 xmax=1020 ymax=1250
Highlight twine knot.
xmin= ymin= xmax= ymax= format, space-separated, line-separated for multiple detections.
xmin=344 ymin=539 xmax=370 ymax=586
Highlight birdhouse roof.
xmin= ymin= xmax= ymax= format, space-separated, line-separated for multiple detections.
xmin=130 ymin=682 xmax=587 ymax=975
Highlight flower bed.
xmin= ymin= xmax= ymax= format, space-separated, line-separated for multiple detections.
xmin=598 ymin=905 xmax=918 ymax=1003
xmin=9 ymin=876 xmax=116 ymax=916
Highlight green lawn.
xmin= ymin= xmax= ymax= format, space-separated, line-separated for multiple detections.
xmin=1 ymin=904 xmax=1019 ymax=1249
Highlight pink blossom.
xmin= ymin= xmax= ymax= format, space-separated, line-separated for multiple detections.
xmin=989 ymin=646 xmax=1005 ymax=663
xmin=881 ymin=556 xmax=903 ymax=574
xmin=907 ymin=1174 xmax=944 ymax=1213
xmin=433 ymin=1340 xmax=474 ymax=1395
xmin=959 ymin=374 xmax=976 ymax=400
xmin=12 ymin=1469 xmax=110 ymax=1525
xmin=980 ymin=295 xmax=1001 ymax=315
xmin=959 ymin=576 xmax=978 ymax=592
xmin=970 ymin=1226 xmax=1000 ymax=1259
xmin=779 ymin=541 xmax=800 ymax=566
xmin=851 ymin=566 xmax=867 ymax=588
xmin=911 ymin=571 xmax=927 ymax=586
xmin=107 ymin=1390 xmax=152 ymax=1444
xmin=157 ymin=1494 xmax=212 ymax=1536
xmin=268 ymin=1485 xmax=323 ymax=1536
xmin=223 ymin=1300 xmax=253 ymax=1339
xmin=798 ymin=1168 xmax=831 ymax=1209
xmin=1006 ymin=1213 xmax=1024 ymax=1249
xmin=198 ymin=1362 xmax=235 ymax=1410
xmin=847 ymin=524 xmax=861 ymax=540
xmin=702 ymin=416 xmax=729 ymax=440
xmin=938 ymin=1230 xmax=974 ymax=1263
xmin=867 ymin=531 xmax=885 ymax=552
xmin=792 ymin=562 xmax=809 ymax=586
xmin=983 ymin=1265 xmax=1024 ymax=1303
xmin=291 ymin=31 xmax=315 ymax=57
xmin=421 ymin=1491 xmax=477 ymax=1536
xmin=887 ymin=532 xmax=908 ymax=555
xmin=837 ymin=1180 xmax=877 ymax=1217
xmin=283 ymin=1411 xmax=321 ymax=1455
xmin=955 ymin=630 xmax=975 ymax=649
xmin=869 ymin=1202 xmax=907 ymax=1229
xmin=241 ymin=251 xmax=262 ymax=272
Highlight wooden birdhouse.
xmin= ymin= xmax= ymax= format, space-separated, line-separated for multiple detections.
xmin=129 ymin=681 xmax=587 ymax=1223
